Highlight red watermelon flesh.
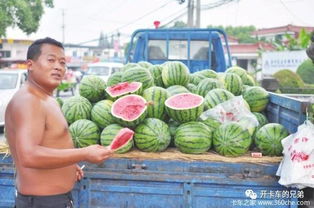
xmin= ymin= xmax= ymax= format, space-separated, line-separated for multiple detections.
xmin=106 ymin=82 xmax=142 ymax=97
xmin=110 ymin=128 xmax=134 ymax=151
xmin=111 ymin=95 xmax=147 ymax=121
xmin=165 ymin=93 xmax=203 ymax=109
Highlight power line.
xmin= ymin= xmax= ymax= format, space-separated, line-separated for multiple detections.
xmin=279 ymin=0 xmax=310 ymax=25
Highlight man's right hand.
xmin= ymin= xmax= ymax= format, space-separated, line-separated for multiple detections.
xmin=83 ymin=145 xmax=114 ymax=164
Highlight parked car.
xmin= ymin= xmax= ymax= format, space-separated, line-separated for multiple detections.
xmin=0 ymin=69 xmax=28 ymax=128
xmin=85 ymin=62 xmax=124 ymax=81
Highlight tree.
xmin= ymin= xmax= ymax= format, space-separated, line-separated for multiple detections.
xmin=0 ymin=0 xmax=54 ymax=37
xmin=207 ymin=25 xmax=257 ymax=43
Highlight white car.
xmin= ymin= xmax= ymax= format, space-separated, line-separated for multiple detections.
xmin=0 ymin=69 xmax=28 ymax=127
xmin=85 ymin=62 xmax=124 ymax=82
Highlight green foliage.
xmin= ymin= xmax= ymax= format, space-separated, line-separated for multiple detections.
xmin=274 ymin=28 xmax=312 ymax=51
xmin=297 ymin=59 xmax=314 ymax=84
xmin=273 ymin=69 xmax=304 ymax=89
xmin=0 ymin=0 xmax=54 ymax=37
xmin=206 ymin=25 xmax=257 ymax=43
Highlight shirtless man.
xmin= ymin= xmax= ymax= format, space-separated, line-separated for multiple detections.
xmin=5 ymin=37 xmax=113 ymax=208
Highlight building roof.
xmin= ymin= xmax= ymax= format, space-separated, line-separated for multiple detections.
xmin=252 ymin=24 xmax=314 ymax=36
xmin=229 ymin=42 xmax=275 ymax=54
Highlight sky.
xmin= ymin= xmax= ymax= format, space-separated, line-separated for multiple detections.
xmin=5 ymin=0 xmax=314 ymax=45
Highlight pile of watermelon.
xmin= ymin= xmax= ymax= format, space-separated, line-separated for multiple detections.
xmin=59 ymin=61 xmax=289 ymax=157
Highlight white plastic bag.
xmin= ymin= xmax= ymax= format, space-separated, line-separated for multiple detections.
xmin=277 ymin=120 xmax=314 ymax=189
xmin=200 ymin=96 xmax=259 ymax=134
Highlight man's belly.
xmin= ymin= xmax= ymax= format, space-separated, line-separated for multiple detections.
xmin=17 ymin=164 xmax=77 ymax=196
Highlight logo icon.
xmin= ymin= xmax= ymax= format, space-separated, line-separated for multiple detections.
xmin=245 ymin=189 xmax=257 ymax=200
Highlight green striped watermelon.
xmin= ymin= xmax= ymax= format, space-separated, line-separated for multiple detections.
xmin=254 ymin=123 xmax=288 ymax=156
xmin=175 ymin=121 xmax=212 ymax=154
xmin=162 ymin=61 xmax=190 ymax=87
xmin=138 ymin=61 xmax=153 ymax=69
xmin=134 ymin=118 xmax=171 ymax=152
xmin=226 ymin=66 xmax=249 ymax=85
xmin=201 ymin=116 xmax=221 ymax=131
xmin=142 ymin=86 xmax=168 ymax=120
xmin=166 ymin=85 xmax=190 ymax=96
xmin=121 ymin=66 xmax=154 ymax=90
xmin=91 ymin=100 xmax=115 ymax=129
xmin=100 ymin=124 xmax=134 ymax=153
xmin=165 ymin=93 xmax=204 ymax=123
xmin=186 ymin=83 xmax=197 ymax=94
xmin=69 ymin=119 xmax=100 ymax=148
xmin=168 ymin=119 xmax=181 ymax=147
xmin=204 ymin=88 xmax=234 ymax=109
xmin=196 ymin=78 xmax=223 ymax=97
xmin=107 ymin=71 xmax=123 ymax=87
xmin=62 ymin=96 xmax=92 ymax=124
xmin=148 ymin=65 xmax=165 ymax=87
xmin=195 ymin=69 xmax=218 ymax=79
xmin=243 ymin=86 xmax=269 ymax=112
xmin=223 ymin=73 xmax=243 ymax=96
xmin=122 ymin=63 xmax=139 ymax=72
xmin=111 ymin=94 xmax=148 ymax=128
xmin=189 ymin=73 xmax=206 ymax=85
xmin=79 ymin=75 xmax=106 ymax=103
xmin=213 ymin=122 xmax=252 ymax=157
xmin=252 ymin=112 xmax=268 ymax=128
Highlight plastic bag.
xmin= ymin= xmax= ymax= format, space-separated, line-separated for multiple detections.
xmin=200 ymin=96 xmax=259 ymax=134
xmin=276 ymin=120 xmax=314 ymax=189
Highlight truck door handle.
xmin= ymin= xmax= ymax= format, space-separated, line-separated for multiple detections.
xmin=128 ymin=163 xmax=147 ymax=170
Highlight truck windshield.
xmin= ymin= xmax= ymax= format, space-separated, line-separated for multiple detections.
xmin=88 ymin=67 xmax=110 ymax=75
xmin=0 ymin=73 xmax=18 ymax=89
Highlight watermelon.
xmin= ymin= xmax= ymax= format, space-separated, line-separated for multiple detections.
xmin=195 ymin=69 xmax=218 ymax=79
xmin=254 ymin=123 xmax=289 ymax=156
xmin=165 ymin=93 xmax=204 ymax=123
xmin=226 ymin=66 xmax=249 ymax=84
xmin=166 ymin=85 xmax=190 ymax=96
xmin=69 ymin=119 xmax=100 ymax=148
xmin=223 ymin=73 xmax=243 ymax=96
xmin=79 ymin=75 xmax=106 ymax=103
xmin=243 ymin=86 xmax=269 ymax=112
xmin=201 ymin=116 xmax=221 ymax=131
xmin=168 ymin=119 xmax=181 ymax=147
xmin=55 ymin=97 xmax=63 ymax=107
xmin=213 ymin=122 xmax=252 ymax=157
xmin=196 ymin=78 xmax=223 ymax=97
xmin=121 ymin=66 xmax=154 ymax=90
xmin=186 ymin=83 xmax=197 ymax=94
xmin=142 ymin=86 xmax=168 ymax=120
xmin=174 ymin=121 xmax=212 ymax=154
xmin=134 ymin=118 xmax=171 ymax=152
xmin=62 ymin=96 xmax=92 ymax=124
xmin=107 ymin=71 xmax=123 ymax=87
xmin=162 ymin=61 xmax=190 ymax=87
xmin=105 ymin=82 xmax=142 ymax=99
xmin=252 ymin=112 xmax=268 ymax=128
xmin=148 ymin=65 xmax=165 ymax=87
xmin=122 ymin=63 xmax=139 ymax=72
xmin=204 ymin=88 xmax=234 ymax=109
xmin=111 ymin=94 xmax=148 ymax=128
xmin=138 ymin=61 xmax=153 ymax=69
xmin=91 ymin=100 xmax=115 ymax=129
xmin=100 ymin=124 xmax=134 ymax=153
xmin=189 ymin=73 xmax=206 ymax=85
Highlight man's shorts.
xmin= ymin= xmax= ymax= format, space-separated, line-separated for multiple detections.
xmin=15 ymin=191 xmax=74 ymax=208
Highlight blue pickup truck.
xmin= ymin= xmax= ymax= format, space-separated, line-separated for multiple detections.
xmin=1 ymin=28 xmax=313 ymax=208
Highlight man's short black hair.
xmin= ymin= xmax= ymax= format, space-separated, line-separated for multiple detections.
xmin=27 ymin=37 xmax=64 ymax=60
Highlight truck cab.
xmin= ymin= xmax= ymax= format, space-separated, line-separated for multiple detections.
xmin=125 ymin=28 xmax=232 ymax=73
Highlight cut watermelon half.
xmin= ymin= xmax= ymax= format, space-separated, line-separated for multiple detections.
xmin=109 ymin=128 xmax=134 ymax=151
xmin=111 ymin=94 xmax=148 ymax=122
xmin=165 ymin=93 xmax=204 ymax=110
xmin=105 ymin=82 xmax=142 ymax=98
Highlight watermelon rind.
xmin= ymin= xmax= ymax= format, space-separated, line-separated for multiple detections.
xmin=134 ymin=118 xmax=171 ymax=152
xmin=62 ymin=95 xmax=92 ymax=124
xmin=174 ymin=121 xmax=212 ymax=154
xmin=69 ymin=119 xmax=100 ymax=148
xmin=100 ymin=124 xmax=133 ymax=154
xmin=79 ymin=75 xmax=106 ymax=103
xmin=91 ymin=100 xmax=115 ymax=129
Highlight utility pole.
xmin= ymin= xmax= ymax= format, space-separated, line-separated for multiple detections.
xmin=195 ymin=0 xmax=201 ymax=28
xmin=187 ymin=0 xmax=194 ymax=27
xmin=61 ymin=9 xmax=65 ymax=43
